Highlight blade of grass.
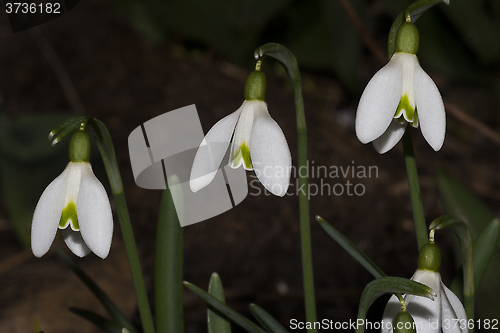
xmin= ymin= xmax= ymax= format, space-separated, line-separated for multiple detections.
xmin=249 ymin=304 xmax=289 ymax=333
xmin=57 ymin=250 xmax=138 ymax=333
xmin=69 ymin=308 xmax=126 ymax=333
xmin=316 ymin=216 xmax=385 ymax=279
xmin=208 ymin=273 xmax=231 ymax=333
xmin=184 ymin=281 xmax=266 ymax=333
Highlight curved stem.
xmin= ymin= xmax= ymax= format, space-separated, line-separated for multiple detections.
xmin=402 ymin=130 xmax=428 ymax=250
xmin=254 ymin=43 xmax=317 ymax=332
xmin=88 ymin=119 xmax=156 ymax=333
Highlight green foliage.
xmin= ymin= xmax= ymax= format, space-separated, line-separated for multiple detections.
xmin=184 ymin=281 xmax=267 ymax=333
xmin=355 ymin=277 xmax=436 ymax=333
xmin=208 ymin=273 xmax=231 ymax=333
xmin=58 ymin=251 xmax=139 ymax=333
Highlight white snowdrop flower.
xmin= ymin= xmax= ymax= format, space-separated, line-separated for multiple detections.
xmin=383 ymin=243 xmax=468 ymax=333
xmin=356 ymin=22 xmax=445 ymax=153
xmin=31 ymin=130 xmax=113 ymax=259
xmin=190 ymin=70 xmax=291 ymax=196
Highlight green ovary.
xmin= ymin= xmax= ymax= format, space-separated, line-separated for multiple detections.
xmin=231 ymin=143 xmax=253 ymax=170
xmin=59 ymin=202 xmax=80 ymax=231
xmin=394 ymin=95 xmax=418 ymax=127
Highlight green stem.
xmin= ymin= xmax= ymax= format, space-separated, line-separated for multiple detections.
xmin=254 ymin=43 xmax=317 ymax=332
xmin=114 ymin=192 xmax=156 ymax=333
xmin=402 ymin=130 xmax=428 ymax=250
xmin=87 ymin=118 xmax=155 ymax=333
xmin=155 ymin=188 xmax=184 ymax=333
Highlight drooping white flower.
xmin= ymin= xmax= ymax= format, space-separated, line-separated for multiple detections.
xmin=190 ymin=70 xmax=291 ymax=197
xmin=382 ymin=243 xmax=468 ymax=333
xmin=355 ymin=22 xmax=445 ymax=154
xmin=31 ymin=131 xmax=113 ymax=259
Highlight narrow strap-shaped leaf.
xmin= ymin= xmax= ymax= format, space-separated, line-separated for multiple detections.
xmin=155 ymin=186 xmax=184 ymax=333
xmin=184 ymin=281 xmax=267 ymax=333
xmin=316 ymin=216 xmax=386 ymax=279
xmin=387 ymin=0 xmax=450 ymax=58
xmin=355 ymin=277 xmax=436 ymax=333
xmin=208 ymin=273 xmax=231 ymax=333
xmin=58 ymin=251 xmax=139 ymax=333
xmin=69 ymin=308 xmax=126 ymax=333
xmin=436 ymin=168 xmax=496 ymax=237
xmin=429 ymin=215 xmax=474 ymax=324
xmin=249 ymin=304 xmax=289 ymax=333
xmin=473 ymin=218 xmax=500 ymax=288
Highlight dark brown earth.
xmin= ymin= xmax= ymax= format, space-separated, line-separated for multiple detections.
xmin=0 ymin=1 xmax=499 ymax=332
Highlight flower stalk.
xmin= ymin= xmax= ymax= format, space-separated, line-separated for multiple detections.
xmin=254 ymin=43 xmax=317 ymax=332
xmin=87 ymin=119 xmax=156 ymax=333
xmin=402 ymin=130 xmax=428 ymax=250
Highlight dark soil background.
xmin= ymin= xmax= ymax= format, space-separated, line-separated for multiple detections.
xmin=0 ymin=1 xmax=499 ymax=332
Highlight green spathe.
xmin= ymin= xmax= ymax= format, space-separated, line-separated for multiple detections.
xmin=244 ymin=71 xmax=266 ymax=101
xmin=69 ymin=130 xmax=91 ymax=162
xmin=393 ymin=311 xmax=416 ymax=333
xmin=59 ymin=202 xmax=80 ymax=231
xmin=395 ymin=22 xmax=419 ymax=55
xmin=417 ymin=242 xmax=441 ymax=272
xmin=231 ymin=142 xmax=252 ymax=170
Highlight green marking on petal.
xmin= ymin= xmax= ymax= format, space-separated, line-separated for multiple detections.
xmin=394 ymin=95 xmax=417 ymax=126
xmin=231 ymin=142 xmax=253 ymax=170
xmin=59 ymin=202 xmax=79 ymax=231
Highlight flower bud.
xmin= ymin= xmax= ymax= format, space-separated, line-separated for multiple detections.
xmin=395 ymin=22 xmax=419 ymax=54
xmin=244 ymin=70 xmax=266 ymax=101
xmin=69 ymin=130 xmax=91 ymax=162
xmin=417 ymin=242 xmax=441 ymax=272
xmin=393 ymin=311 xmax=416 ymax=333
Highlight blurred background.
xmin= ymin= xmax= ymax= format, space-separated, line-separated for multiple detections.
xmin=0 ymin=0 xmax=499 ymax=332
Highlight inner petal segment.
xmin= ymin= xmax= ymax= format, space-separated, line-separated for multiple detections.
xmin=59 ymin=202 xmax=80 ymax=231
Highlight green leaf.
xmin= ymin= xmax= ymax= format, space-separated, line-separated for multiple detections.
xmin=436 ymin=168 xmax=495 ymax=238
xmin=184 ymin=281 xmax=267 ymax=333
xmin=355 ymin=277 xmax=436 ymax=333
xmin=473 ymin=218 xmax=500 ymax=288
xmin=249 ymin=304 xmax=289 ymax=333
xmin=316 ymin=216 xmax=386 ymax=279
xmin=387 ymin=0 xmax=450 ymax=58
xmin=436 ymin=169 xmax=500 ymax=320
xmin=69 ymin=308 xmax=125 ymax=333
xmin=429 ymin=215 xmax=474 ymax=322
xmin=208 ymin=273 xmax=231 ymax=333
xmin=57 ymin=251 xmax=139 ymax=333
xmin=155 ymin=186 xmax=184 ymax=333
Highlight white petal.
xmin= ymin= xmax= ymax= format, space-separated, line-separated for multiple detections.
xmin=441 ymin=282 xmax=468 ymax=333
xmin=77 ymin=163 xmax=113 ymax=259
xmin=414 ymin=64 xmax=446 ymax=151
xmin=230 ymin=101 xmax=256 ymax=170
xmin=355 ymin=53 xmax=403 ymax=144
xmin=250 ymin=102 xmax=291 ymax=197
xmin=189 ymin=105 xmax=243 ymax=192
xmin=382 ymin=294 xmax=402 ymax=333
xmin=31 ymin=164 xmax=70 ymax=257
xmin=61 ymin=228 xmax=91 ymax=257
xmin=406 ymin=270 xmax=441 ymax=333
xmin=373 ymin=120 xmax=408 ymax=154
